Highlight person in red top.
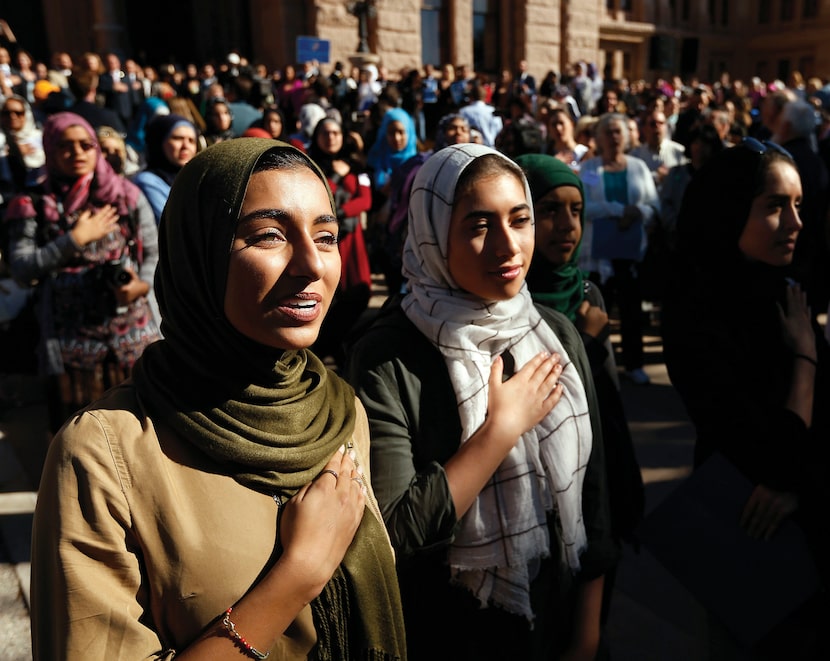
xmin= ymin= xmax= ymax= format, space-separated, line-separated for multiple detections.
xmin=308 ymin=116 xmax=373 ymax=367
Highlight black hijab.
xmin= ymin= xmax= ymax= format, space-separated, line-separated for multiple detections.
xmin=143 ymin=113 xmax=198 ymax=186
xmin=671 ymin=142 xmax=795 ymax=298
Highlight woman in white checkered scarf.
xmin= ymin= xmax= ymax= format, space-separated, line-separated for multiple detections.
xmin=400 ymin=143 xmax=594 ymax=620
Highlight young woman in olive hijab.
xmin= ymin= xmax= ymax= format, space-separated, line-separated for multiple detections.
xmin=31 ymin=139 xmax=406 ymax=661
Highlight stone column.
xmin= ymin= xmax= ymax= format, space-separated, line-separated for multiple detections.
xmin=90 ymin=0 xmax=124 ymax=54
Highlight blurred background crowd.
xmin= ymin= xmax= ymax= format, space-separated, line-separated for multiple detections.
xmin=1 ymin=17 xmax=829 ymax=413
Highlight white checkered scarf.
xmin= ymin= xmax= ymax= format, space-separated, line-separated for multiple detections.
xmin=401 ymin=144 xmax=592 ymax=621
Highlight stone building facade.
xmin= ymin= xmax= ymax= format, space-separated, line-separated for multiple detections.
xmin=12 ymin=0 xmax=830 ymax=85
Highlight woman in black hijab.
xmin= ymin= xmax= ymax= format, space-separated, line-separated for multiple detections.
xmin=662 ymin=139 xmax=830 ymax=659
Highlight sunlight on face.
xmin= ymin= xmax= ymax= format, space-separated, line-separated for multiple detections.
xmin=316 ymin=121 xmax=343 ymax=155
xmin=224 ymin=167 xmax=340 ymax=350
xmin=447 ymin=173 xmax=534 ymax=301
xmin=533 ymin=185 xmax=583 ymax=266
xmin=598 ymin=119 xmax=626 ymax=155
xmin=162 ymin=126 xmax=198 ymax=168
xmin=385 ymin=120 xmax=408 ymax=152
xmin=548 ymin=111 xmax=573 ymax=145
xmin=738 ymin=161 xmax=803 ymax=267
xmin=53 ymin=125 xmax=98 ymax=179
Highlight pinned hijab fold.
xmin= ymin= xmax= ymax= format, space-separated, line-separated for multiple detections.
xmin=401 ymin=143 xmax=592 ymax=621
xmin=132 ymin=138 xmax=405 ymax=660
xmin=516 ymin=153 xmax=586 ymax=322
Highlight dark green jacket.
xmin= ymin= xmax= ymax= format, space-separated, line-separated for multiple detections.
xmin=345 ymin=298 xmax=618 ymax=660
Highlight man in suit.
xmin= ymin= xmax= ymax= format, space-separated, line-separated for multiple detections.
xmin=513 ymin=59 xmax=536 ymax=99
xmin=98 ymin=53 xmax=142 ymax=130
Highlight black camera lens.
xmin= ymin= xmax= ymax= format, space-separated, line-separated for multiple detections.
xmin=102 ymin=259 xmax=131 ymax=287
xmin=114 ymin=268 xmax=132 ymax=285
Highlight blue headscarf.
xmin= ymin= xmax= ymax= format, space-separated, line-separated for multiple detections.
xmin=366 ymin=107 xmax=417 ymax=190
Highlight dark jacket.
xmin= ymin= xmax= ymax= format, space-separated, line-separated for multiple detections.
xmin=345 ymin=298 xmax=618 ymax=660
xmin=70 ymin=100 xmax=126 ymax=135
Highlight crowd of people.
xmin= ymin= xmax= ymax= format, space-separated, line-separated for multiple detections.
xmin=1 ymin=30 xmax=829 ymax=660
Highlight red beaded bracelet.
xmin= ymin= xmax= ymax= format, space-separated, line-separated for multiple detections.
xmin=222 ymin=607 xmax=270 ymax=660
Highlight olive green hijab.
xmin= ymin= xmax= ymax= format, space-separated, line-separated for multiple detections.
xmin=515 ymin=153 xmax=586 ymax=322
xmin=133 ymin=138 xmax=405 ymax=659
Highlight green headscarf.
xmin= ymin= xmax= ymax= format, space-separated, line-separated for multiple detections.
xmin=515 ymin=153 xmax=586 ymax=322
xmin=133 ymin=138 xmax=405 ymax=660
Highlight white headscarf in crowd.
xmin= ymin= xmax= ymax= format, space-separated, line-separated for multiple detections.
xmin=2 ymin=95 xmax=45 ymax=170
xmin=401 ymin=143 xmax=593 ymax=621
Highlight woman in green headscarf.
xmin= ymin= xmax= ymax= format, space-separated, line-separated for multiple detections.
xmin=517 ymin=152 xmax=645 ymax=633
xmin=517 ymin=153 xmax=620 ymax=384
xmin=31 ymin=138 xmax=407 ymax=661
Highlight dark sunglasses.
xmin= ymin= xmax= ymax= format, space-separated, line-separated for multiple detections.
xmin=57 ymin=140 xmax=97 ymax=153
xmin=1 ymin=109 xmax=25 ymax=117
xmin=739 ymin=136 xmax=793 ymax=160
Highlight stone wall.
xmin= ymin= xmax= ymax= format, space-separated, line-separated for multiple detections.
xmin=34 ymin=0 xmax=830 ymax=94
xmin=524 ymin=0 xmax=562 ymax=79
xmin=374 ymin=0 xmax=422 ymax=74
xmin=562 ymin=0 xmax=602 ymax=69
xmin=315 ymin=0 xmax=424 ymax=76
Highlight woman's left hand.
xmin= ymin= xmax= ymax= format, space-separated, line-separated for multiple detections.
xmin=575 ymin=300 xmax=608 ymax=339
xmin=740 ymin=484 xmax=798 ymax=540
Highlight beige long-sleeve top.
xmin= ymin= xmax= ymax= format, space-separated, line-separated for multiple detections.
xmin=31 ymin=381 xmax=383 ymax=660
